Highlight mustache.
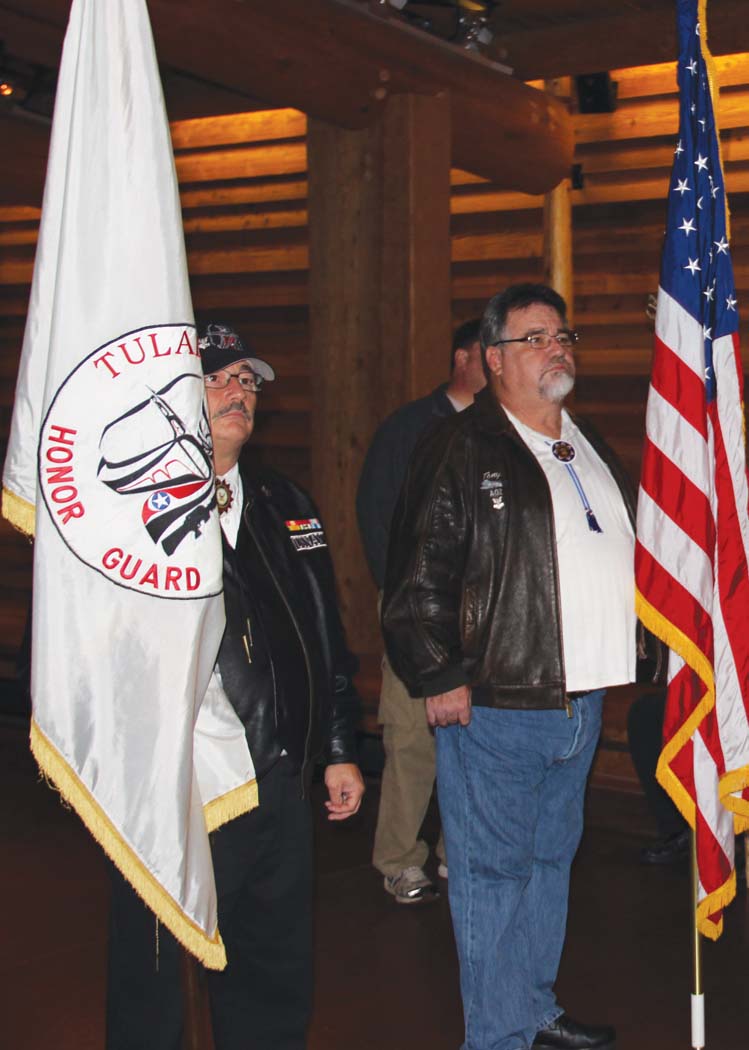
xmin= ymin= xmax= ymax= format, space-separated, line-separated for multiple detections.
xmin=213 ymin=400 xmax=253 ymax=420
xmin=544 ymin=355 xmax=574 ymax=375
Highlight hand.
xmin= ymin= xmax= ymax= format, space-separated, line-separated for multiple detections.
xmin=425 ymin=685 xmax=472 ymax=728
xmin=324 ymin=763 xmax=365 ymax=821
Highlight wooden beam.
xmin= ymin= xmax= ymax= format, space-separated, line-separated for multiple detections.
xmin=0 ymin=114 xmax=49 ymax=208
xmin=182 ymin=210 xmax=308 ymax=235
xmin=1 ymin=1 xmax=572 ymax=202
xmin=0 ymin=227 xmax=39 ymax=247
xmin=575 ymin=88 xmax=749 ymax=146
xmin=0 ymin=6 xmax=263 ymax=122
xmin=307 ymin=92 xmax=452 ymax=653
xmin=171 ymin=109 xmax=306 ymax=150
xmin=608 ymin=53 xmax=749 ymax=98
xmin=0 ymin=5 xmax=65 ymax=69
xmin=147 ymin=0 xmax=574 ymax=192
xmin=180 ymin=166 xmax=487 ymax=213
xmin=543 ymin=78 xmax=574 ymax=318
xmin=180 ymin=181 xmax=307 ymax=211
xmin=381 ymin=93 xmax=454 ymax=403
xmin=449 ymin=164 xmax=749 ymax=214
xmin=527 ymin=53 xmax=749 ymax=102
xmin=23 ymin=204 xmax=749 ymax=261
xmin=576 ymin=132 xmax=749 ymax=176
xmin=0 ymin=124 xmax=308 ymax=210
xmin=307 ymin=115 xmax=385 ymax=654
xmin=9 ymin=195 xmax=749 ymax=281
xmin=175 ymin=142 xmax=306 ymax=183
xmin=160 ymin=70 xmax=261 ymax=123
xmin=496 ymin=2 xmax=749 ymax=81
xmin=0 ymin=206 xmax=41 ymax=222
xmin=190 ymin=276 xmax=307 ymax=310
xmin=451 ymin=254 xmax=749 ymax=302
xmin=186 ymin=241 xmax=308 ymax=277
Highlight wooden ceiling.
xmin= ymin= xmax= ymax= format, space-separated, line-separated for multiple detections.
xmin=3 ymin=0 xmax=749 ymax=109
xmin=1 ymin=0 xmax=749 ymax=208
xmin=484 ymin=0 xmax=749 ymax=79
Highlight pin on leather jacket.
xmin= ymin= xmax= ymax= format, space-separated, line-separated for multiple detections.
xmin=217 ymin=463 xmax=360 ymax=782
xmin=382 ymin=386 xmax=664 ymax=708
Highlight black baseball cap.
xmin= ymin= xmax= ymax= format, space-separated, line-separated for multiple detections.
xmin=198 ymin=323 xmax=275 ymax=382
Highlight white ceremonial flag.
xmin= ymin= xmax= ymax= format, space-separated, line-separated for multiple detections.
xmin=2 ymin=0 xmax=256 ymax=968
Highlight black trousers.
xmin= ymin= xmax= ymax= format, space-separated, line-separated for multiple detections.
xmin=627 ymin=690 xmax=686 ymax=838
xmin=106 ymin=758 xmax=314 ymax=1050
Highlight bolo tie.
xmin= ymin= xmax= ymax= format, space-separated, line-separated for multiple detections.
xmin=547 ymin=439 xmax=603 ymax=534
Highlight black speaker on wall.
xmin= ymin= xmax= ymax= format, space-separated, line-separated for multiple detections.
xmin=576 ymin=72 xmax=618 ymax=113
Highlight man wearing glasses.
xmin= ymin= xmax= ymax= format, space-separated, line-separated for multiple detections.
xmin=383 ymin=284 xmax=645 ymax=1050
xmin=107 ymin=323 xmax=364 ymax=1050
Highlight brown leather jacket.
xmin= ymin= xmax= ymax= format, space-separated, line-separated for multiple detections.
xmin=382 ymin=386 xmax=663 ymax=709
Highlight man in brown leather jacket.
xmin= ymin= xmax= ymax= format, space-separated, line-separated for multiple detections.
xmin=383 ymin=284 xmax=636 ymax=1050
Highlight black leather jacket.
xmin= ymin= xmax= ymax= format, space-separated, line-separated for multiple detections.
xmin=382 ymin=386 xmax=663 ymax=709
xmin=217 ymin=463 xmax=359 ymax=781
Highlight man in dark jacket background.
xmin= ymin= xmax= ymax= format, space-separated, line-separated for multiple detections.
xmin=383 ymin=284 xmax=638 ymax=1050
xmin=356 ymin=319 xmax=484 ymax=904
xmin=107 ymin=323 xmax=364 ymax=1050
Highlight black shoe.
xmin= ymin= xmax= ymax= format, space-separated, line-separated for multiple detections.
xmin=639 ymin=828 xmax=690 ymax=865
xmin=532 ymin=1014 xmax=615 ymax=1050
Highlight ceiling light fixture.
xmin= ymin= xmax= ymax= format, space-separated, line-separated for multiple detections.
xmin=456 ymin=0 xmax=494 ymax=51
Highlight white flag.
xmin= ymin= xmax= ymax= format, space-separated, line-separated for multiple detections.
xmin=2 ymin=0 xmax=256 ymax=969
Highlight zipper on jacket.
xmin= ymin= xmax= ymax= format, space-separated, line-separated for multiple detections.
xmin=243 ymin=501 xmax=315 ymax=798
xmin=533 ymin=438 xmax=571 ymax=709
xmin=555 ymin=554 xmax=572 ymax=716
xmin=243 ymin=617 xmax=254 ymax=663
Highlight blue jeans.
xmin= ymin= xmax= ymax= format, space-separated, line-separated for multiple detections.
xmin=436 ymin=693 xmax=604 ymax=1050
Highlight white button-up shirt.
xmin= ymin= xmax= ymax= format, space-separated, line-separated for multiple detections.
xmin=505 ymin=407 xmax=636 ymax=692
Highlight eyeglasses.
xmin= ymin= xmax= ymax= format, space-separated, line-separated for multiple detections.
xmin=495 ymin=330 xmax=579 ymax=351
xmin=204 ymin=369 xmax=263 ymax=393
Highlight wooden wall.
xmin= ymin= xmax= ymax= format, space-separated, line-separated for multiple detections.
xmin=3 ymin=55 xmax=749 ymax=789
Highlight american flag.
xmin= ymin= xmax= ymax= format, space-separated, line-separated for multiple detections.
xmin=635 ymin=0 xmax=749 ymax=938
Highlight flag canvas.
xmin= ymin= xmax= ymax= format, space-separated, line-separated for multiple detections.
xmin=635 ymin=0 xmax=749 ymax=939
xmin=2 ymin=0 xmax=256 ymax=967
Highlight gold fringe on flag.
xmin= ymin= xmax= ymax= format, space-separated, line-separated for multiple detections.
xmin=2 ymin=486 xmax=35 ymax=539
xmin=30 ymin=719 xmax=228 ymax=970
xmin=636 ymin=588 xmax=749 ymax=939
xmin=204 ymin=780 xmax=258 ymax=834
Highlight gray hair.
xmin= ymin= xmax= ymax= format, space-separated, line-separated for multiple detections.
xmin=480 ymin=284 xmax=568 ymax=377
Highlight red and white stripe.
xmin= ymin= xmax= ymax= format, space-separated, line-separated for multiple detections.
xmin=636 ymin=287 xmax=749 ymax=938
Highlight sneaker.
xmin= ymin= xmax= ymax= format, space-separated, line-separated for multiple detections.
xmin=383 ymin=866 xmax=440 ymax=905
xmin=437 ymin=862 xmax=449 ymax=879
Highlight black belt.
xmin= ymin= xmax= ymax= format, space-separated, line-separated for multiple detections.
xmin=566 ymin=690 xmax=589 ymax=700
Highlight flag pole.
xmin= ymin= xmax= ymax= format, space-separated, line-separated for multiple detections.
xmin=690 ymin=829 xmax=705 ymax=1049
xmin=636 ymin=0 xmax=749 ymax=1041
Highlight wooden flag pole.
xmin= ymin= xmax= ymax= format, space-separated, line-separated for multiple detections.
xmin=542 ymin=77 xmax=574 ymax=325
xmin=690 ymin=830 xmax=705 ymax=1049
xmin=182 ymin=951 xmax=213 ymax=1049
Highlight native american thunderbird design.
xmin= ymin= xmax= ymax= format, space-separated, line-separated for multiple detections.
xmin=97 ymin=374 xmax=216 ymax=555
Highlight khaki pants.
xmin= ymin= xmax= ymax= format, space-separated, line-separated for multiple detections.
xmin=372 ymin=649 xmax=446 ymax=876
